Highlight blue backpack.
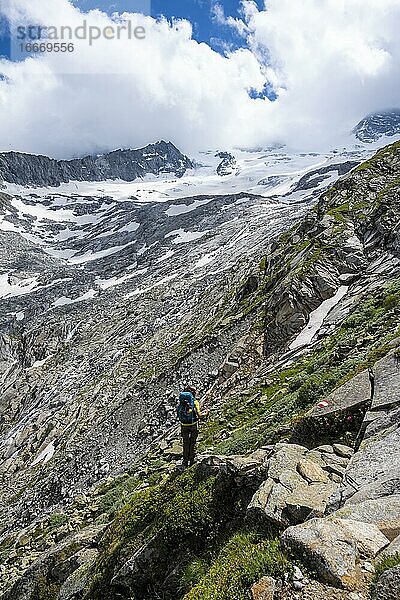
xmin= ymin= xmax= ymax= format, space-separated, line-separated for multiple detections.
xmin=177 ymin=392 xmax=197 ymax=425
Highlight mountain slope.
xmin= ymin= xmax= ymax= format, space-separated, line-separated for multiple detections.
xmin=0 ymin=143 xmax=400 ymax=600
xmin=0 ymin=140 xmax=399 ymax=599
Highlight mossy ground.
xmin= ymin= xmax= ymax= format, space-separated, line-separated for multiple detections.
xmin=86 ymin=467 xmax=245 ymax=599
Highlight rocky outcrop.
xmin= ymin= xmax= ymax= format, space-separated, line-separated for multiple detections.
xmin=0 ymin=141 xmax=193 ymax=186
xmin=327 ymin=352 xmax=400 ymax=516
xmin=246 ymin=443 xmax=350 ymax=528
xmin=3 ymin=525 xmax=105 ymax=600
xmin=216 ymin=152 xmax=237 ymax=176
xmin=334 ymin=496 xmax=400 ymax=541
xmin=262 ymin=141 xmax=400 ymax=358
xmin=281 ymin=517 xmax=389 ymax=590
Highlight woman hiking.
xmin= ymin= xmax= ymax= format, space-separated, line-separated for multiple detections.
xmin=177 ymin=386 xmax=209 ymax=468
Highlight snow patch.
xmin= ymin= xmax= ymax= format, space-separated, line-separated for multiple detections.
xmin=0 ymin=273 xmax=38 ymax=298
xmin=289 ymin=286 xmax=349 ymax=350
xmin=31 ymin=441 xmax=55 ymax=466
xmin=96 ymin=267 xmax=148 ymax=290
xmin=68 ymin=240 xmax=136 ymax=264
xmin=29 ymin=354 xmax=54 ymax=369
xmin=52 ymin=289 xmax=97 ymax=307
xmin=165 ymin=228 xmax=208 ymax=244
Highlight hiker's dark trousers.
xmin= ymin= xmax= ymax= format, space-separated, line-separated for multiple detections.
xmin=181 ymin=424 xmax=198 ymax=466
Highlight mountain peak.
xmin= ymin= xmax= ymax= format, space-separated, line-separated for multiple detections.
xmin=353 ymin=108 xmax=400 ymax=143
xmin=0 ymin=142 xmax=193 ymax=187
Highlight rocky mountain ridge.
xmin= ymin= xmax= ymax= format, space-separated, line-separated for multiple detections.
xmin=0 ymin=141 xmax=400 ymax=599
xmin=353 ymin=109 xmax=400 ymax=143
xmin=0 ymin=141 xmax=193 ymax=187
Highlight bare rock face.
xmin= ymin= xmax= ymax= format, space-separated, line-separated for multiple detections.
xmin=281 ymin=518 xmax=389 ymax=590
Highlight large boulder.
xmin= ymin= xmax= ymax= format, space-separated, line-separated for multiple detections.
xmin=291 ymin=370 xmax=371 ymax=446
xmin=372 ymin=353 xmax=400 ymax=411
xmin=281 ymin=518 xmax=389 ymax=590
xmin=334 ymin=495 xmax=400 ymax=541
xmin=267 ymin=443 xmax=306 ymax=479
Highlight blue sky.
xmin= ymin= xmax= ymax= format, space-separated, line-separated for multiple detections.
xmin=0 ymin=0 xmax=264 ymax=59
xmin=72 ymin=0 xmax=264 ymax=52
xmin=1 ymin=0 xmax=398 ymax=157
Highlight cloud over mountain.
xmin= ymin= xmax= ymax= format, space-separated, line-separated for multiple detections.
xmin=1 ymin=0 xmax=399 ymax=157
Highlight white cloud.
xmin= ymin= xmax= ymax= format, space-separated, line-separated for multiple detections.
xmin=0 ymin=0 xmax=399 ymax=158
xmin=211 ymin=2 xmax=248 ymax=36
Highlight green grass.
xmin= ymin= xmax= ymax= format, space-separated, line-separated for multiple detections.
xmin=182 ymin=531 xmax=291 ymax=600
xmin=94 ymin=474 xmax=141 ymax=516
xmin=371 ymin=552 xmax=400 ymax=597
xmin=47 ymin=513 xmax=69 ymax=530
xmin=374 ymin=552 xmax=400 ymax=582
xmin=86 ymin=467 xmax=241 ymax=599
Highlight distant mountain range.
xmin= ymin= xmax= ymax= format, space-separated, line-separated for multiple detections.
xmin=1 ymin=111 xmax=400 ymax=190
xmin=0 ymin=140 xmax=193 ymax=187
xmin=353 ymin=109 xmax=400 ymax=143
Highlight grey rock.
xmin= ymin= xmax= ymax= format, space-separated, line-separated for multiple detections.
xmin=281 ymin=518 xmax=389 ymax=589
xmin=316 ymin=445 xmax=335 ymax=454
xmin=308 ymin=370 xmax=372 ymax=419
xmin=268 ymin=443 xmax=307 ymax=480
xmin=334 ymin=495 xmax=400 ymax=540
xmin=372 ymin=353 xmax=400 ymax=410
xmin=328 ymin=427 xmax=400 ymax=510
xmin=285 ymin=481 xmax=339 ymax=523
xmin=363 ymin=406 xmax=400 ymax=440
xmin=374 ymin=565 xmax=400 ymax=600
xmin=0 ymin=141 xmax=193 ymax=187
xmin=378 ymin=533 xmax=400 ymax=560
xmin=247 ymin=444 xmax=339 ymax=527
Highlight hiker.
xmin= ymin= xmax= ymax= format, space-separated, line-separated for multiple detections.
xmin=177 ymin=386 xmax=208 ymax=468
